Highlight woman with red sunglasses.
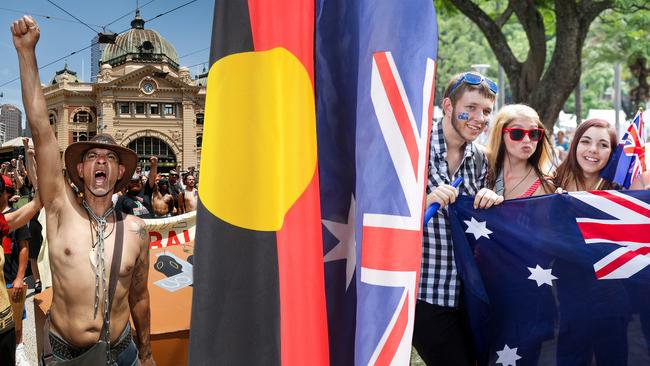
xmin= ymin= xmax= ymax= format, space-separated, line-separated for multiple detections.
xmin=486 ymin=104 xmax=555 ymax=199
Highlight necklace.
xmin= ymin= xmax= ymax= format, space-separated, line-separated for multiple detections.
xmin=87 ymin=215 xmax=116 ymax=248
xmin=506 ymin=166 xmax=533 ymax=196
xmin=82 ymin=200 xmax=115 ymax=320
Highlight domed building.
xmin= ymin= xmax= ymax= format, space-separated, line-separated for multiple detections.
xmin=43 ymin=9 xmax=205 ymax=173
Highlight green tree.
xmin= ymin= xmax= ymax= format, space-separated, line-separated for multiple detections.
xmin=436 ymin=0 xmax=646 ymax=129
xmin=585 ymin=7 xmax=650 ymax=113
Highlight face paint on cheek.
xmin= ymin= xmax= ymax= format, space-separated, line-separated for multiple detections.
xmin=457 ymin=112 xmax=469 ymax=121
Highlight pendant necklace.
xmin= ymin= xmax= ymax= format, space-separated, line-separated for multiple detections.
xmin=82 ymin=200 xmax=115 ymax=319
xmin=506 ymin=166 xmax=533 ymax=197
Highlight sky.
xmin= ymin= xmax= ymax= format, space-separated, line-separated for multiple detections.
xmin=0 ymin=0 xmax=215 ymax=126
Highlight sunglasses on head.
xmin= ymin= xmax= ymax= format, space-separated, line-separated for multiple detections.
xmin=448 ymin=72 xmax=498 ymax=96
xmin=503 ymin=128 xmax=545 ymax=142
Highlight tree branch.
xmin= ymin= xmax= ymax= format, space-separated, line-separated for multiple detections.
xmin=510 ymin=0 xmax=547 ymax=86
xmin=580 ymin=0 xmax=614 ymax=23
xmin=447 ymin=0 xmax=520 ymax=74
xmin=495 ymin=2 xmax=514 ymax=28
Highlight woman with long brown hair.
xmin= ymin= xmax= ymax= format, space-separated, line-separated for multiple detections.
xmin=554 ymin=117 xmax=650 ymax=189
xmin=486 ymin=104 xmax=555 ymax=199
xmin=554 ymin=119 xmax=618 ymax=191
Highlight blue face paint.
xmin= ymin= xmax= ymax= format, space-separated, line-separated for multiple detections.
xmin=457 ymin=112 xmax=469 ymax=121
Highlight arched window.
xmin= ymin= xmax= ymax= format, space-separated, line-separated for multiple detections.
xmin=196 ymin=113 xmax=204 ymax=125
xmin=197 ymin=134 xmax=203 ymax=148
xmin=73 ymin=111 xmax=93 ymax=124
xmin=128 ymin=136 xmax=177 ymax=169
xmin=72 ymin=131 xmax=95 ymax=142
xmin=49 ymin=113 xmax=57 ymax=125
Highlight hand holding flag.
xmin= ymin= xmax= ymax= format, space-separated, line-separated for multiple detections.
xmin=600 ymin=109 xmax=646 ymax=188
xmin=423 ymin=176 xmax=463 ymax=226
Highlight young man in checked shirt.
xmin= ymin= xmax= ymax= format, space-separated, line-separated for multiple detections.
xmin=413 ymin=72 xmax=504 ymax=365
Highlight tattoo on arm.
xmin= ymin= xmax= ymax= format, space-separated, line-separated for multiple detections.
xmin=129 ymin=222 xmax=147 ymax=241
xmin=138 ymin=224 xmax=147 ymax=241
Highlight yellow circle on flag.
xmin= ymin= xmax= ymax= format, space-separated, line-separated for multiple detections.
xmin=199 ymin=47 xmax=317 ymax=231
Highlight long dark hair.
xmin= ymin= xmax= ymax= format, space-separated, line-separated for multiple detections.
xmin=554 ymin=119 xmax=617 ymax=190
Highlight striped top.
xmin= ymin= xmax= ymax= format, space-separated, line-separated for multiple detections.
xmin=518 ymin=178 xmax=542 ymax=198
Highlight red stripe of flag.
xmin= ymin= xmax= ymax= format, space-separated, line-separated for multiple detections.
xmin=374 ymin=296 xmax=409 ymax=366
xmin=577 ymin=223 xmax=650 ymax=242
xmin=595 ymin=246 xmax=650 ymax=278
xmin=590 ymin=190 xmax=650 ymax=217
xmin=361 ymin=226 xmax=421 ymax=270
xmin=373 ymin=52 xmax=419 ymax=174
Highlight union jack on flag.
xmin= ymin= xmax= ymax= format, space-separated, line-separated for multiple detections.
xmin=573 ymin=190 xmax=650 ymax=279
xmin=600 ymin=110 xmax=646 ymax=188
xmin=316 ymin=1 xmax=437 ymax=364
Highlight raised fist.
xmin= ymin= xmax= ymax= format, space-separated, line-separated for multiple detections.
xmin=11 ymin=16 xmax=40 ymax=51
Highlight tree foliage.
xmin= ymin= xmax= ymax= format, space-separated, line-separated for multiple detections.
xmin=585 ymin=7 xmax=650 ymax=112
xmin=433 ymin=0 xmax=648 ymax=129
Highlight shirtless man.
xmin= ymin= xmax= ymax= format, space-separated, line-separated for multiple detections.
xmin=178 ymin=174 xmax=197 ymax=214
xmin=151 ymin=179 xmax=174 ymax=218
xmin=12 ymin=16 xmax=155 ymax=365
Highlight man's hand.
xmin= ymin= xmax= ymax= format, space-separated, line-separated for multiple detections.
xmin=11 ymin=16 xmax=40 ymax=51
xmin=426 ymin=184 xmax=458 ymax=210
xmin=11 ymin=277 xmax=26 ymax=302
xmin=27 ymin=148 xmax=35 ymax=158
xmin=473 ymin=188 xmax=504 ymax=209
xmin=149 ymin=156 xmax=158 ymax=166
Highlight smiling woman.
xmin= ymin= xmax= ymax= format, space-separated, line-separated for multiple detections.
xmin=553 ymin=119 xmax=618 ymax=192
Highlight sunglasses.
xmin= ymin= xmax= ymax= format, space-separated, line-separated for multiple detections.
xmin=448 ymin=72 xmax=498 ymax=96
xmin=503 ymin=128 xmax=545 ymax=142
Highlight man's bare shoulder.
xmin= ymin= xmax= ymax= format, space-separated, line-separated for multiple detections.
xmin=122 ymin=214 xmax=148 ymax=248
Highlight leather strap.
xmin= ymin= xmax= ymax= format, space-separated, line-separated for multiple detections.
xmin=42 ymin=210 xmax=125 ymax=362
xmin=103 ymin=210 xmax=124 ymax=338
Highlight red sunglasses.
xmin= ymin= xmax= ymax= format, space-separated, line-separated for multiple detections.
xmin=503 ymin=128 xmax=545 ymax=142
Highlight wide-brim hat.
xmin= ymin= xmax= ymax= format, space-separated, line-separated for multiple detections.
xmin=64 ymin=133 xmax=138 ymax=193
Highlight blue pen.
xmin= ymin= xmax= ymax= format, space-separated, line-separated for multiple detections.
xmin=423 ymin=176 xmax=463 ymax=227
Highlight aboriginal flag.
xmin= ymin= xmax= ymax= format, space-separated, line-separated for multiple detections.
xmin=189 ymin=1 xmax=329 ymax=365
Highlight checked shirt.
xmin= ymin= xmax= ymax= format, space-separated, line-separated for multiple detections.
xmin=418 ymin=121 xmax=487 ymax=308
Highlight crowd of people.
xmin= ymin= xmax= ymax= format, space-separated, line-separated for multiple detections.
xmin=415 ymin=71 xmax=650 ymax=365
xmin=3 ymin=12 xmax=650 ymax=366
xmin=109 ymin=157 xmax=199 ymax=220
xmin=0 ymin=137 xmax=44 ymax=366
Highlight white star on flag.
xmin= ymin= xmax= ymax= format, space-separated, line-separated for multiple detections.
xmin=496 ymin=344 xmax=521 ymax=366
xmin=323 ymin=197 xmax=356 ymax=290
xmin=527 ymin=265 xmax=558 ymax=287
xmin=464 ymin=217 xmax=492 ymax=240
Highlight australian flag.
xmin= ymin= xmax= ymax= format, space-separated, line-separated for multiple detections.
xmin=316 ymin=0 xmax=437 ymax=364
xmin=601 ymin=110 xmax=646 ymax=188
xmin=450 ymin=191 xmax=650 ymax=366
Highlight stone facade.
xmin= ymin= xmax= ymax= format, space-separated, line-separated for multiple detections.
xmin=42 ymin=19 xmax=205 ymax=173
